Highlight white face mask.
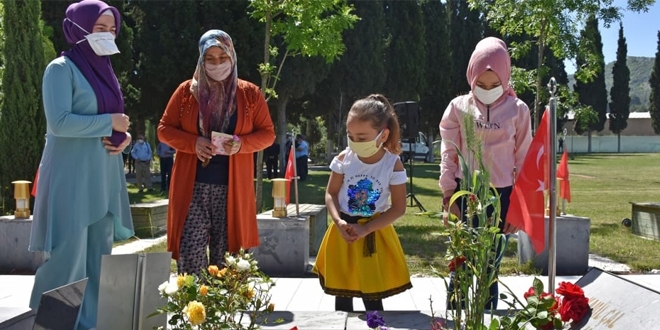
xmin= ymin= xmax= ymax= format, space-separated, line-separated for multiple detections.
xmin=348 ymin=130 xmax=384 ymax=158
xmin=68 ymin=18 xmax=120 ymax=56
xmin=84 ymin=32 xmax=120 ymax=56
xmin=205 ymin=61 xmax=232 ymax=82
xmin=473 ymin=85 xmax=504 ymax=105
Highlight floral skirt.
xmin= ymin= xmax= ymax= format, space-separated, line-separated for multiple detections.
xmin=312 ymin=217 xmax=412 ymax=300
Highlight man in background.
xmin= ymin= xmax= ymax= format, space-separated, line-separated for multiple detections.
xmin=157 ymin=140 xmax=175 ymax=191
xmin=131 ymin=134 xmax=153 ymax=192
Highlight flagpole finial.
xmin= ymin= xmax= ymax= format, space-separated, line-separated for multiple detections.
xmin=547 ymin=77 xmax=557 ymax=97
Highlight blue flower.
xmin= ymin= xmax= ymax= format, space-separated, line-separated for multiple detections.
xmin=366 ymin=311 xmax=387 ymax=328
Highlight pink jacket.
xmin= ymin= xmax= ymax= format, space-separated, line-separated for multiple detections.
xmin=439 ymin=94 xmax=532 ymax=197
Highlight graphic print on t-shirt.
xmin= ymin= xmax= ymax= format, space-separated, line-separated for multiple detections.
xmin=346 ymin=176 xmax=382 ymax=217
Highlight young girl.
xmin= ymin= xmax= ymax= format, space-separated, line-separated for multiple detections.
xmin=313 ymin=94 xmax=412 ymax=312
xmin=439 ymin=37 xmax=532 ymax=309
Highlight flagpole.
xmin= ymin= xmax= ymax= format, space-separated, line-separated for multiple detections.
xmin=290 ymin=133 xmax=300 ymax=216
xmin=547 ymin=77 xmax=558 ymax=294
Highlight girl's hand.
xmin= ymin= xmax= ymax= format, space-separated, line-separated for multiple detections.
xmin=103 ymin=132 xmax=131 ymax=155
xmin=347 ymin=223 xmax=370 ymax=240
xmin=336 ymin=219 xmax=357 ymax=243
xmin=443 ymin=203 xmax=461 ymax=227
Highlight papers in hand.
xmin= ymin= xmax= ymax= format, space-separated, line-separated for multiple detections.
xmin=211 ymin=131 xmax=236 ymax=155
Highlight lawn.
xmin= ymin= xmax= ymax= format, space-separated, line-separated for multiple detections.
xmin=128 ymin=153 xmax=660 ymax=276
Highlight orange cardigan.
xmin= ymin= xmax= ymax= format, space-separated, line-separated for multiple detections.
xmin=158 ymin=79 xmax=275 ymax=260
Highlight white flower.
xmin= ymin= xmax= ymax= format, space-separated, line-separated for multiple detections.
xmin=226 ymin=255 xmax=236 ymax=266
xmin=165 ymin=281 xmax=179 ymax=295
xmin=237 ymin=259 xmax=251 ymax=271
xmin=158 ymin=281 xmax=169 ymax=293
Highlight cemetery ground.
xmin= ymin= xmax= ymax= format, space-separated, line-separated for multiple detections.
xmin=125 ymin=152 xmax=660 ymax=276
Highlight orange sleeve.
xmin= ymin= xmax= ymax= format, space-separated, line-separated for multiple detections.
xmin=157 ymin=81 xmax=198 ymax=155
xmin=237 ymin=85 xmax=275 ymax=154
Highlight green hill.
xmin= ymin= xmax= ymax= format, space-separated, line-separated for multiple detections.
xmin=568 ymin=56 xmax=653 ymax=112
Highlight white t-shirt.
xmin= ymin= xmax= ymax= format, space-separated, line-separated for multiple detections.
xmin=329 ymin=148 xmax=408 ymax=218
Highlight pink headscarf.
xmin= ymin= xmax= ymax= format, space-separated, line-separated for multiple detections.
xmin=466 ymin=37 xmax=517 ymax=98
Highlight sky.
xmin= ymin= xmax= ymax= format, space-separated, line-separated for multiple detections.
xmin=564 ymin=0 xmax=660 ymax=74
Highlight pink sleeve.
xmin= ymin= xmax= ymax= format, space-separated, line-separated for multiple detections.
xmin=439 ymin=99 xmax=461 ymax=197
xmin=514 ymin=101 xmax=533 ymax=178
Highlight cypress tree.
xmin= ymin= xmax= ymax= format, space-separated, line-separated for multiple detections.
xmin=650 ymin=31 xmax=660 ymax=135
xmin=447 ymin=0 xmax=482 ymax=97
xmin=573 ymin=15 xmax=608 ymax=150
xmin=0 ymin=0 xmax=47 ymax=211
xmin=382 ymin=0 xmax=426 ymax=102
xmin=609 ymin=23 xmax=631 ymax=151
xmin=420 ymin=0 xmax=451 ymax=136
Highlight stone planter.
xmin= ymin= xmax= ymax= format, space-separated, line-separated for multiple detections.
xmin=0 ymin=216 xmax=45 ymax=274
xmin=130 ymin=199 xmax=168 ymax=238
xmin=518 ymin=214 xmax=591 ymax=275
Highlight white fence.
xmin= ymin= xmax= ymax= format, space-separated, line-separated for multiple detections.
xmin=563 ymin=135 xmax=660 ymax=153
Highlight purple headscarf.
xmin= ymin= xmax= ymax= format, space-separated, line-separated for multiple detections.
xmin=61 ymin=0 xmax=125 ymax=146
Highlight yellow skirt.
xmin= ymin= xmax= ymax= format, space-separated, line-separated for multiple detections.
xmin=312 ymin=219 xmax=412 ymax=300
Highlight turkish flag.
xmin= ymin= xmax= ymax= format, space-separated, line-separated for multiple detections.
xmin=557 ymin=149 xmax=571 ymax=202
xmin=507 ymin=110 xmax=549 ymax=254
xmin=284 ymin=147 xmax=296 ymax=204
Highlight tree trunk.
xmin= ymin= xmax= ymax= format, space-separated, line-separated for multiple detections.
xmin=617 ymin=132 xmax=621 ymax=153
xmin=255 ymin=10 xmax=272 ymax=213
xmin=277 ymin=96 xmax=290 ymax=174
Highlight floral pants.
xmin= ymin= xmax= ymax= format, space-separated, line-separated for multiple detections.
xmin=177 ymin=182 xmax=229 ymax=276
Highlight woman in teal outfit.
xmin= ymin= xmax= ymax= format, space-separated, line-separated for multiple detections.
xmin=28 ymin=1 xmax=134 ymax=329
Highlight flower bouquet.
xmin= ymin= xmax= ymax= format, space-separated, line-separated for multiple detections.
xmin=150 ymin=249 xmax=275 ymax=330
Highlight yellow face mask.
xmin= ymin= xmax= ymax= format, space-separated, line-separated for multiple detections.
xmin=347 ymin=130 xmax=384 ymax=158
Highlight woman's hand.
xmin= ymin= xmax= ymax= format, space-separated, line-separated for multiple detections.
xmin=195 ymin=136 xmax=215 ymax=162
xmin=111 ymin=113 xmax=130 ymax=132
xmin=103 ymin=132 xmax=131 ymax=155
xmin=222 ymin=136 xmax=241 ymax=155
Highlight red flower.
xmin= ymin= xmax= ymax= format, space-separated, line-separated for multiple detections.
xmin=556 ymin=282 xmax=584 ymax=299
xmin=540 ymin=292 xmax=559 ymax=312
xmin=469 ymin=194 xmax=477 ymax=202
xmin=559 ymin=296 xmax=590 ymax=323
xmin=523 ymin=287 xmax=535 ymax=300
xmin=448 ymin=256 xmax=466 ymax=272
xmin=540 ymin=321 xmax=555 ymax=330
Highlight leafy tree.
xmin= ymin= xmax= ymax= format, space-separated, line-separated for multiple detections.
xmin=470 ymin=0 xmax=655 ymax=129
xmin=574 ymin=15 xmax=608 ymax=143
xmin=609 ymin=23 xmax=631 ymax=151
xmin=0 ymin=0 xmax=47 ymax=212
xmin=382 ymin=0 xmax=426 ymax=102
xmin=420 ymin=0 xmax=451 ymax=138
xmin=249 ymin=0 xmax=357 ymax=211
xmin=651 ymin=31 xmax=660 ymax=135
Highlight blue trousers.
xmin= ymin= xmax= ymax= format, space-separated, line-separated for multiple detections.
xmin=30 ymin=213 xmax=114 ymax=330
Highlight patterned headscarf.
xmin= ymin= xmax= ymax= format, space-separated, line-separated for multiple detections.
xmin=466 ymin=37 xmax=517 ymax=98
xmin=191 ymin=30 xmax=238 ymax=137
